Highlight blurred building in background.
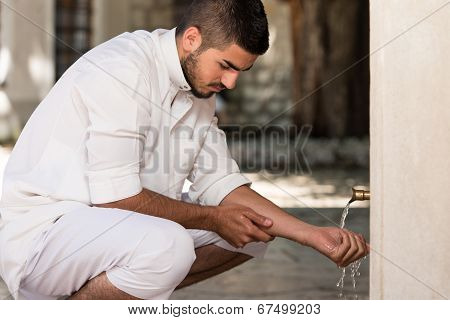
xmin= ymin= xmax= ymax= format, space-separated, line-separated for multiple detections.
xmin=0 ymin=0 xmax=370 ymax=170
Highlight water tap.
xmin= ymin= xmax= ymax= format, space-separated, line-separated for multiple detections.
xmin=349 ymin=187 xmax=370 ymax=203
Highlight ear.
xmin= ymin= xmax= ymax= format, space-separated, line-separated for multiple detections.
xmin=179 ymin=26 xmax=202 ymax=54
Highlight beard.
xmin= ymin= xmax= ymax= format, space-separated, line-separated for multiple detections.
xmin=180 ymin=52 xmax=215 ymax=99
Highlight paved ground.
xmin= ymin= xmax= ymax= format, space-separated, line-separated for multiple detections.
xmin=0 ymin=146 xmax=370 ymax=300
xmin=171 ymin=207 xmax=369 ymax=300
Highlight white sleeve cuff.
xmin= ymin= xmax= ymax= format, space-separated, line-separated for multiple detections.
xmin=89 ymin=173 xmax=143 ymax=204
xmin=197 ymin=173 xmax=252 ymax=206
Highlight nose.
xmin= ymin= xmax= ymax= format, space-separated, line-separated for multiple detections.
xmin=221 ymin=70 xmax=240 ymax=90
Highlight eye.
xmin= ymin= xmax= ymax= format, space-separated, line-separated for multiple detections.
xmin=220 ymin=63 xmax=230 ymax=70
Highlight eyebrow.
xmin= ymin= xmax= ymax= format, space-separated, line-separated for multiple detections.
xmin=223 ymin=59 xmax=253 ymax=72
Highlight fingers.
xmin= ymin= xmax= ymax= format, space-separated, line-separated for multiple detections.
xmin=353 ymin=232 xmax=369 ymax=257
xmin=221 ymin=207 xmax=274 ymax=249
xmin=241 ymin=215 xmax=274 ymax=243
xmin=334 ymin=230 xmax=350 ymax=265
xmin=244 ymin=211 xmax=275 ymax=242
xmin=250 ymin=227 xmax=275 ymax=243
xmin=340 ymin=231 xmax=368 ymax=267
xmin=339 ymin=232 xmax=357 ymax=267
xmin=348 ymin=233 xmax=365 ymax=265
xmin=356 ymin=233 xmax=369 ymax=256
xmin=230 ymin=214 xmax=274 ymax=248
xmin=243 ymin=209 xmax=272 ymax=228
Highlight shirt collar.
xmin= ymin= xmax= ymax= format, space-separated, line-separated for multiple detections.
xmin=160 ymin=28 xmax=191 ymax=92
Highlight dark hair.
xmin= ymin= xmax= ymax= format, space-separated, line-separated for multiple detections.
xmin=176 ymin=0 xmax=269 ymax=55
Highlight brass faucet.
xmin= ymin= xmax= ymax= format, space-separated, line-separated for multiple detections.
xmin=349 ymin=187 xmax=370 ymax=203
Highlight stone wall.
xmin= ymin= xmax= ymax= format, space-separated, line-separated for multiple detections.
xmin=0 ymin=0 xmax=54 ymax=142
xmin=370 ymin=0 xmax=450 ymax=299
xmin=129 ymin=0 xmax=175 ymax=31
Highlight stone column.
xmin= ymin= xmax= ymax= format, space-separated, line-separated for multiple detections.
xmin=92 ymin=0 xmax=131 ymax=46
xmin=1 ymin=0 xmax=54 ymax=130
xmin=370 ymin=0 xmax=450 ymax=299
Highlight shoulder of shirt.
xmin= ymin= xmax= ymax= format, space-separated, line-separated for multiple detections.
xmin=79 ymin=29 xmax=161 ymax=74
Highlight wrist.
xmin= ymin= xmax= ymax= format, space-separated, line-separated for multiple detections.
xmin=201 ymin=205 xmax=219 ymax=232
xmin=293 ymin=223 xmax=318 ymax=246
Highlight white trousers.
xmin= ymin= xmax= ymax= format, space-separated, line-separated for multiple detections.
xmin=17 ymin=206 xmax=268 ymax=300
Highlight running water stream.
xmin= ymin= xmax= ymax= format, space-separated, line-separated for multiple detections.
xmin=336 ymin=202 xmax=367 ymax=299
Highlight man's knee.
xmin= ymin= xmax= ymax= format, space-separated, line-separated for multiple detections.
xmin=107 ymin=218 xmax=196 ymax=298
xmin=160 ymin=221 xmax=197 ymax=282
xmin=140 ymin=219 xmax=195 ymax=276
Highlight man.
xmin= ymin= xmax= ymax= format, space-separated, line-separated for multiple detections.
xmin=0 ymin=0 xmax=368 ymax=300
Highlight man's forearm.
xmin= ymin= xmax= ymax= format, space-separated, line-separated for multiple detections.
xmin=94 ymin=188 xmax=216 ymax=231
xmin=220 ymin=185 xmax=316 ymax=245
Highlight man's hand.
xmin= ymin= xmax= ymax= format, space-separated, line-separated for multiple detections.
xmin=305 ymin=226 xmax=370 ymax=268
xmin=211 ymin=204 xmax=275 ymax=249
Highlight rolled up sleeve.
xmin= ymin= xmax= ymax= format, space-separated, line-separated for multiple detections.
xmin=73 ymin=61 xmax=151 ymax=204
xmin=187 ymin=115 xmax=251 ymax=206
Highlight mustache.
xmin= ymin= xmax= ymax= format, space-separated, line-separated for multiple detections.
xmin=209 ymin=83 xmax=226 ymax=90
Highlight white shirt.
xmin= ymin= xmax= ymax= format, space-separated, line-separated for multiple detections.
xmin=0 ymin=28 xmax=251 ymax=298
